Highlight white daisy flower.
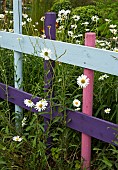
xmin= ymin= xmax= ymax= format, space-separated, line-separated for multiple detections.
xmin=98 ymin=75 xmax=104 ymax=80
xmin=73 ymin=99 xmax=81 ymax=107
xmin=35 ymin=99 xmax=48 ymax=112
xmin=34 ymin=29 xmax=38 ymax=32
xmin=72 ymin=15 xmax=80 ymax=21
xmin=40 ymin=34 xmax=46 ymax=39
xmin=71 ymin=24 xmax=77 ymax=29
xmin=27 ymin=18 xmax=32 ymax=22
xmin=40 ymin=16 xmax=45 ymax=21
xmin=105 ymin=19 xmax=111 ymax=23
xmin=9 ymin=11 xmax=13 ymax=14
xmin=77 ymin=74 xmax=90 ymax=88
xmin=9 ymin=29 xmax=13 ymax=32
xmin=85 ymin=29 xmax=90 ymax=32
xmin=104 ymin=108 xmax=111 ymax=114
xmin=22 ymin=21 xmax=26 ymax=26
xmin=13 ymin=136 xmax=22 ymax=142
xmin=65 ymin=10 xmax=71 ymax=15
xmin=77 ymin=34 xmax=83 ymax=37
xmin=81 ymin=22 xmax=89 ymax=26
xmin=58 ymin=9 xmax=66 ymax=18
xmin=5 ymin=10 xmax=8 ymax=14
xmin=24 ymin=99 xmax=34 ymax=107
xmin=40 ymin=48 xmax=52 ymax=60
xmin=109 ymin=24 xmax=117 ymax=29
xmin=91 ymin=15 xmax=99 ymax=22
xmin=112 ymin=37 xmax=118 ymax=41
xmin=103 ymin=74 xmax=109 ymax=78
xmin=41 ymin=99 xmax=48 ymax=107
xmin=58 ymin=25 xmax=64 ymax=30
xmin=0 ymin=14 xmax=4 ymax=19
xmin=22 ymin=14 xmax=28 ymax=18
xmin=109 ymin=29 xmax=117 ymax=35
xmin=68 ymin=31 xmax=73 ymax=37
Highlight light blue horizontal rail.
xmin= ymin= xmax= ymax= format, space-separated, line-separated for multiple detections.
xmin=0 ymin=31 xmax=118 ymax=76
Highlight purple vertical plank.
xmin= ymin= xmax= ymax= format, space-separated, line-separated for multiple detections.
xmin=44 ymin=12 xmax=56 ymax=95
xmin=44 ymin=12 xmax=56 ymax=147
xmin=81 ymin=33 xmax=96 ymax=170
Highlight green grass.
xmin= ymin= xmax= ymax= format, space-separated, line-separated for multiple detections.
xmin=0 ymin=1 xmax=118 ymax=169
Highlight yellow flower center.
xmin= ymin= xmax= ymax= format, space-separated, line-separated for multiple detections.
xmin=38 ymin=103 xmax=43 ymax=108
xmin=16 ymin=137 xmax=19 ymax=141
xmin=44 ymin=52 xmax=48 ymax=56
xmin=28 ymin=100 xmax=32 ymax=103
xmin=75 ymin=102 xmax=79 ymax=105
xmin=81 ymin=79 xmax=85 ymax=84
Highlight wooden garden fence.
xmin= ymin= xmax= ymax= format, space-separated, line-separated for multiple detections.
xmin=0 ymin=1 xmax=118 ymax=169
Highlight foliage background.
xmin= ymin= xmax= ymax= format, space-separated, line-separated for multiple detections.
xmin=0 ymin=0 xmax=118 ymax=169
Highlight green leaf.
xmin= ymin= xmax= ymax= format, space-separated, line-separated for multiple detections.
xmin=102 ymin=156 xmax=112 ymax=167
xmin=0 ymin=161 xmax=6 ymax=165
xmin=33 ymin=137 xmax=37 ymax=148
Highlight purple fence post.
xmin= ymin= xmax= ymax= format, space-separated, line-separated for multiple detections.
xmin=81 ymin=32 xmax=96 ymax=170
xmin=44 ymin=12 xmax=56 ymax=147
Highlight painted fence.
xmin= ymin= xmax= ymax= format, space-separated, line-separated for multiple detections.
xmin=0 ymin=1 xmax=118 ymax=170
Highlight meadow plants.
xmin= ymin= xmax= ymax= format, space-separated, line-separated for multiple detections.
xmin=0 ymin=2 xmax=118 ymax=170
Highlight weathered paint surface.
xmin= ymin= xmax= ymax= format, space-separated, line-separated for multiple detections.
xmin=44 ymin=12 xmax=56 ymax=146
xmin=81 ymin=33 xmax=96 ymax=170
xmin=0 ymin=31 xmax=118 ymax=76
xmin=13 ymin=0 xmax=23 ymax=130
xmin=0 ymin=82 xmax=118 ymax=146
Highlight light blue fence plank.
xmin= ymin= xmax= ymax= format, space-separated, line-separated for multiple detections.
xmin=0 ymin=31 xmax=118 ymax=76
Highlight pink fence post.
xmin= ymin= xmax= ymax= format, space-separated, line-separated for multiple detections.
xmin=81 ymin=32 xmax=96 ymax=170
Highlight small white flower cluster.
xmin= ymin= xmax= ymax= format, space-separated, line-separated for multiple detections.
xmin=24 ymin=99 xmax=48 ymax=112
xmin=109 ymin=24 xmax=117 ymax=35
xmin=57 ymin=9 xmax=71 ymax=21
xmin=73 ymin=99 xmax=81 ymax=111
xmin=98 ymin=74 xmax=109 ymax=81
xmin=96 ymin=40 xmax=111 ymax=50
xmin=104 ymin=108 xmax=111 ymax=114
xmin=5 ymin=10 xmax=13 ymax=14
xmin=22 ymin=117 xmax=27 ymax=127
xmin=40 ymin=48 xmax=52 ymax=60
xmin=21 ymin=13 xmax=33 ymax=26
xmin=13 ymin=136 xmax=22 ymax=142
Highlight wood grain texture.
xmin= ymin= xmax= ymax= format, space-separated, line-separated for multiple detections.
xmin=13 ymin=0 xmax=23 ymax=130
xmin=81 ymin=33 xmax=96 ymax=170
xmin=0 ymin=31 xmax=118 ymax=76
xmin=0 ymin=82 xmax=118 ymax=146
